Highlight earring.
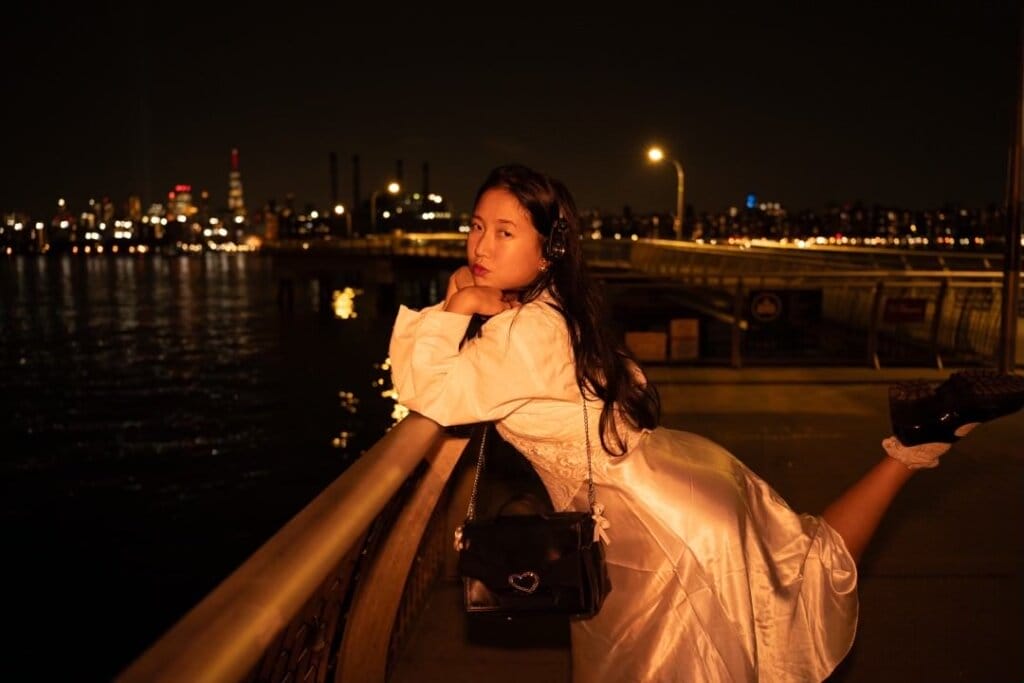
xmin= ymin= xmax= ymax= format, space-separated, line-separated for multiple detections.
xmin=539 ymin=260 xmax=549 ymax=272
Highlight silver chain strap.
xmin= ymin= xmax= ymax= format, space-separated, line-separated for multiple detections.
xmin=464 ymin=423 xmax=488 ymax=521
xmin=583 ymin=397 xmax=596 ymax=511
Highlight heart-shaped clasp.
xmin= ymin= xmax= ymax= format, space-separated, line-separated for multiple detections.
xmin=508 ymin=571 xmax=540 ymax=594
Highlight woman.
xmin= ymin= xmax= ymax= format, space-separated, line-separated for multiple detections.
xmin=388 ymin=163 xmax=1016 ymax=681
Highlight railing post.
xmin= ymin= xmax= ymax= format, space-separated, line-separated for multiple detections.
xmin=867 ymin=280 xmax=885 ymax=369
xmin=731 ymin=278 xmax=744 ymax=368
xmin=930 ymin=279 xmax=950 ymax=370
xmin=999 ymin=35 xmax=1022 ymax=372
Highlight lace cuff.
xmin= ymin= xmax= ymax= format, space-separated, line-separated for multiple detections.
xmin=881 ymin=436 xmax=949 ymax=469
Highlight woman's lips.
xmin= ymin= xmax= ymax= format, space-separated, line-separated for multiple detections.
xmin=471 ymin=264 xmax=489 ymax=277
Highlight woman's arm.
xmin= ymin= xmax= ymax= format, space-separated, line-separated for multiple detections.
xmin=444 ymin=265 xmax=518 ymax=316
xmin=387 ymin=288 xmax=572 ymax=427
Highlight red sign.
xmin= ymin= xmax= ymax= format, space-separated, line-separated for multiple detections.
xmin=884 ymin=297 xmax=927 ymax=323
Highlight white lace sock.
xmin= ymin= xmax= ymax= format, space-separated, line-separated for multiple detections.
xmin=881 ymin=423 xmax=978 ymax=470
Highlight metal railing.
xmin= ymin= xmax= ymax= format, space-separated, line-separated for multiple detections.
xmin=624 ymin=242 xmax=1022 ymax=368
xmin=116 ymin=413 xmax=470 ymax=683
xmin=265 ymin=233 xmax=468 ymax=260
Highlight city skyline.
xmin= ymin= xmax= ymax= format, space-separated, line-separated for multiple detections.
xmin=4 ymin=4 xmax=1020 ymax=219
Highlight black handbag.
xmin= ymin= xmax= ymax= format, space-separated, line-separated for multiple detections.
xmin=454 ymin=401 xmax=611 ymax=620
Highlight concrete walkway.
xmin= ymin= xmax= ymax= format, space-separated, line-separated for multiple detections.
xmin=392 ymin=368 xmax=1024 ymax=682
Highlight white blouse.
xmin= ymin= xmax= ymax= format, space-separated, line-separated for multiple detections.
xmin=389 ymin=291 xmax=645 ymax=509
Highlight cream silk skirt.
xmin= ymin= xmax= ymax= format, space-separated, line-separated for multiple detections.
xmin=567 ymin=428 xmax=858 ymax=683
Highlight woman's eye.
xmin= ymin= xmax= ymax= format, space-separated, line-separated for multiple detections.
xmin=499 ymin=230 xmax=512 ymax=238
xmin=471 ymin=223 xmax=483 ymax=231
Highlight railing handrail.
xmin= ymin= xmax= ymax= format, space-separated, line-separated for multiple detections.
xmin=631 ymin=268 xmax=1020 ymax=282
xmin=335 ymin=431 xmax=469 ymax=681
xmin=262 ymin=236 xmax=1016 ymax=277
xmin=640 ymin=237 xmax=1005 ymax=260
xmin=115 ymin=413 xmax=449 ymax=683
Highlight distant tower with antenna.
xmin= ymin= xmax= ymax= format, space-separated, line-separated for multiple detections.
xmin=228 ymin=148 xmax=247 ymax=223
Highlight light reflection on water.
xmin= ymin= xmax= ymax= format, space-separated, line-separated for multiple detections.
xmin=0 ymin=252 xmax=401 ymax=681
xmin=332 ymin=286 xmax=362 ymax=319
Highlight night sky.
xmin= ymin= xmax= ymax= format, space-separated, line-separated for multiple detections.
xmin=4 ymin=3 xmax=1020 ymax=220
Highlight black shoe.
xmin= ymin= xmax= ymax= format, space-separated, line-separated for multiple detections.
xmin=888 ymin=370 xmax=1024 ymax=446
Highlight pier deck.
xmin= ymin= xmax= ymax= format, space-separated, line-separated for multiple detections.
xmin=392 ymin=367 xmax=1024 ymax=683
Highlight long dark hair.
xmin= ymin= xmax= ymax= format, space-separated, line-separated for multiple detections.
xmin=472 ymin=164 xmax=660 ymax=454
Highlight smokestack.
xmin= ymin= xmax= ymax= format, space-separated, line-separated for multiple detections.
xmin=422 ymin=161 xmax=430 ymax=195
xmin=329 ymin=152 xmax=338 ymax=208
xmin=352 ymin=154 xmax=361 ymax=212
xmin=395 ymin=159 xmax=404 ymax=185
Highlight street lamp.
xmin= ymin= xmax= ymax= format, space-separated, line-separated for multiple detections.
xmin=646 ymin=146 xmax=685 ymax=240
xmin=333 ymin=203 xmax=352 ymax=238
xmin=370 ymin=182 xmax=401 ymax=231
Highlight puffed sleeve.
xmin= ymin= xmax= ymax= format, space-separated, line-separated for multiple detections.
xmin=387 ymin=300 xmax=574 ymax=427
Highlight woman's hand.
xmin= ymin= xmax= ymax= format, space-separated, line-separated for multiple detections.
xmin=445 ymin=266 xmax=476 ymax=305
xmin=444 ymin=265 xmax=519 ymax=316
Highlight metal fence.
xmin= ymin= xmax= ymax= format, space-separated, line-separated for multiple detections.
xmin=620 ymin=241 xmax=1021 ymax=368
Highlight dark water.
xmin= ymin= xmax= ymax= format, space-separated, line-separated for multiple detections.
xmin=0 ymin=253 xmax=409 ymax=681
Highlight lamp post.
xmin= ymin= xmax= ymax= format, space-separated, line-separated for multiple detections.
xmin=333 ymin=203 xmax=352 ymax=238
xmin=370 ymin=182 xmax=401 ymax=232
xmin=646 ymin=146 xmax=685 ymax=240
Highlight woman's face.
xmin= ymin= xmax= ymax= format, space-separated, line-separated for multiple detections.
xmin=467 ymin=188 xmax=546 ymax=292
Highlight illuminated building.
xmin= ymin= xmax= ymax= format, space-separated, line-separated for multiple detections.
xmin=168 ymin=185 xmax=196 ymax=219
xmin=228 ymin=148 xmax=246 ymax=224
xmin=127 ymin=195 xmax=142 ymax=221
